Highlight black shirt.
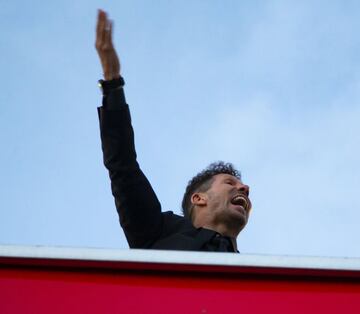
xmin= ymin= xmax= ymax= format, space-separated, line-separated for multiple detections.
xmin=98 ymin=78 xmax=238 ymax=252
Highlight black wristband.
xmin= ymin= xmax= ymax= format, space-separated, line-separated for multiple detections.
xmin=98 ymin=76 xmax=125 ymax=95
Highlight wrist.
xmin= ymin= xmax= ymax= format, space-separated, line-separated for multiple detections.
xmin=103 ymin=72 xmax=120 ymax=81
xmin=98 ymin=76 xmax=125 ymax=95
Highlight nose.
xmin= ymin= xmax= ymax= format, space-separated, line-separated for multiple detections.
xmin=237 ymin=182 xmax=250 ymax=196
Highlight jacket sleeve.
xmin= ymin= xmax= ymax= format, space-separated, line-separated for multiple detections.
xmin=97 ymin=89 xmax=163 ymax=248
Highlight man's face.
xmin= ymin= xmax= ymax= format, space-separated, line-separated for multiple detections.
xmin=204 ymin=174 xmax=251 ymax=230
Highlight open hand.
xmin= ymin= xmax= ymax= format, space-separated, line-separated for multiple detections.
xmin=95 ymin=9 xmax=120 ymax=80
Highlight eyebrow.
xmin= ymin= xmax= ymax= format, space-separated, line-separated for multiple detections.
xmin=223 ymin=176 xmax=239 ymax=183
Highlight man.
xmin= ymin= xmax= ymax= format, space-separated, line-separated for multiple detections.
xmin=95 ymin=10 xmax=252 ymax=252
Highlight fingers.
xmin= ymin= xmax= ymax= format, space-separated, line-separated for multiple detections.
xmin=96 ymin=10 xmax=106 ymax=42
xmin=96 ymin=9 xmax=112 ymax=50
xmin=96 ymin=10 xmax=103 ymax=36
xmin=95 ymin=9 xmax=121 ymax=79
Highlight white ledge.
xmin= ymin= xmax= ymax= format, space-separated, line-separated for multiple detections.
xmin=1 ymin=244 xmax=360 ymax=272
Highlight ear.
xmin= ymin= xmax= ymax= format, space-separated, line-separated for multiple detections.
xmin=191 ymin=192 xmax=207 ymax=207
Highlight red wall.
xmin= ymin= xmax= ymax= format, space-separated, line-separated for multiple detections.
xmin=1 ymin=257 xmax=360 ymax=314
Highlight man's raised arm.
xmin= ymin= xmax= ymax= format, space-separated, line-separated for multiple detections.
xmin=95 ymin=10 xmax=163 ymax=248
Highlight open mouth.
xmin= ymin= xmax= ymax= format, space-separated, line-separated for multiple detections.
xmin=231 ymin=194 xmax=250 ymax=211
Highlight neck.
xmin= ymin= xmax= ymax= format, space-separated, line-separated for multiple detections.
xmin=192 ymin=207 xmax=243 ymax=241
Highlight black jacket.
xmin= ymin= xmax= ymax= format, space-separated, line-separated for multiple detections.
xmin=98 ymin=86 xmax=237 ymax=252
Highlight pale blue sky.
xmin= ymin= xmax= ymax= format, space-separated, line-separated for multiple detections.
xmin=1 ymin=1 xmax=360 ymax=257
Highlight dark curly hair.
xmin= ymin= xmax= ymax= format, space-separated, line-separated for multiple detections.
xmin=181 ymin=161 xmax=241 ymax=219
